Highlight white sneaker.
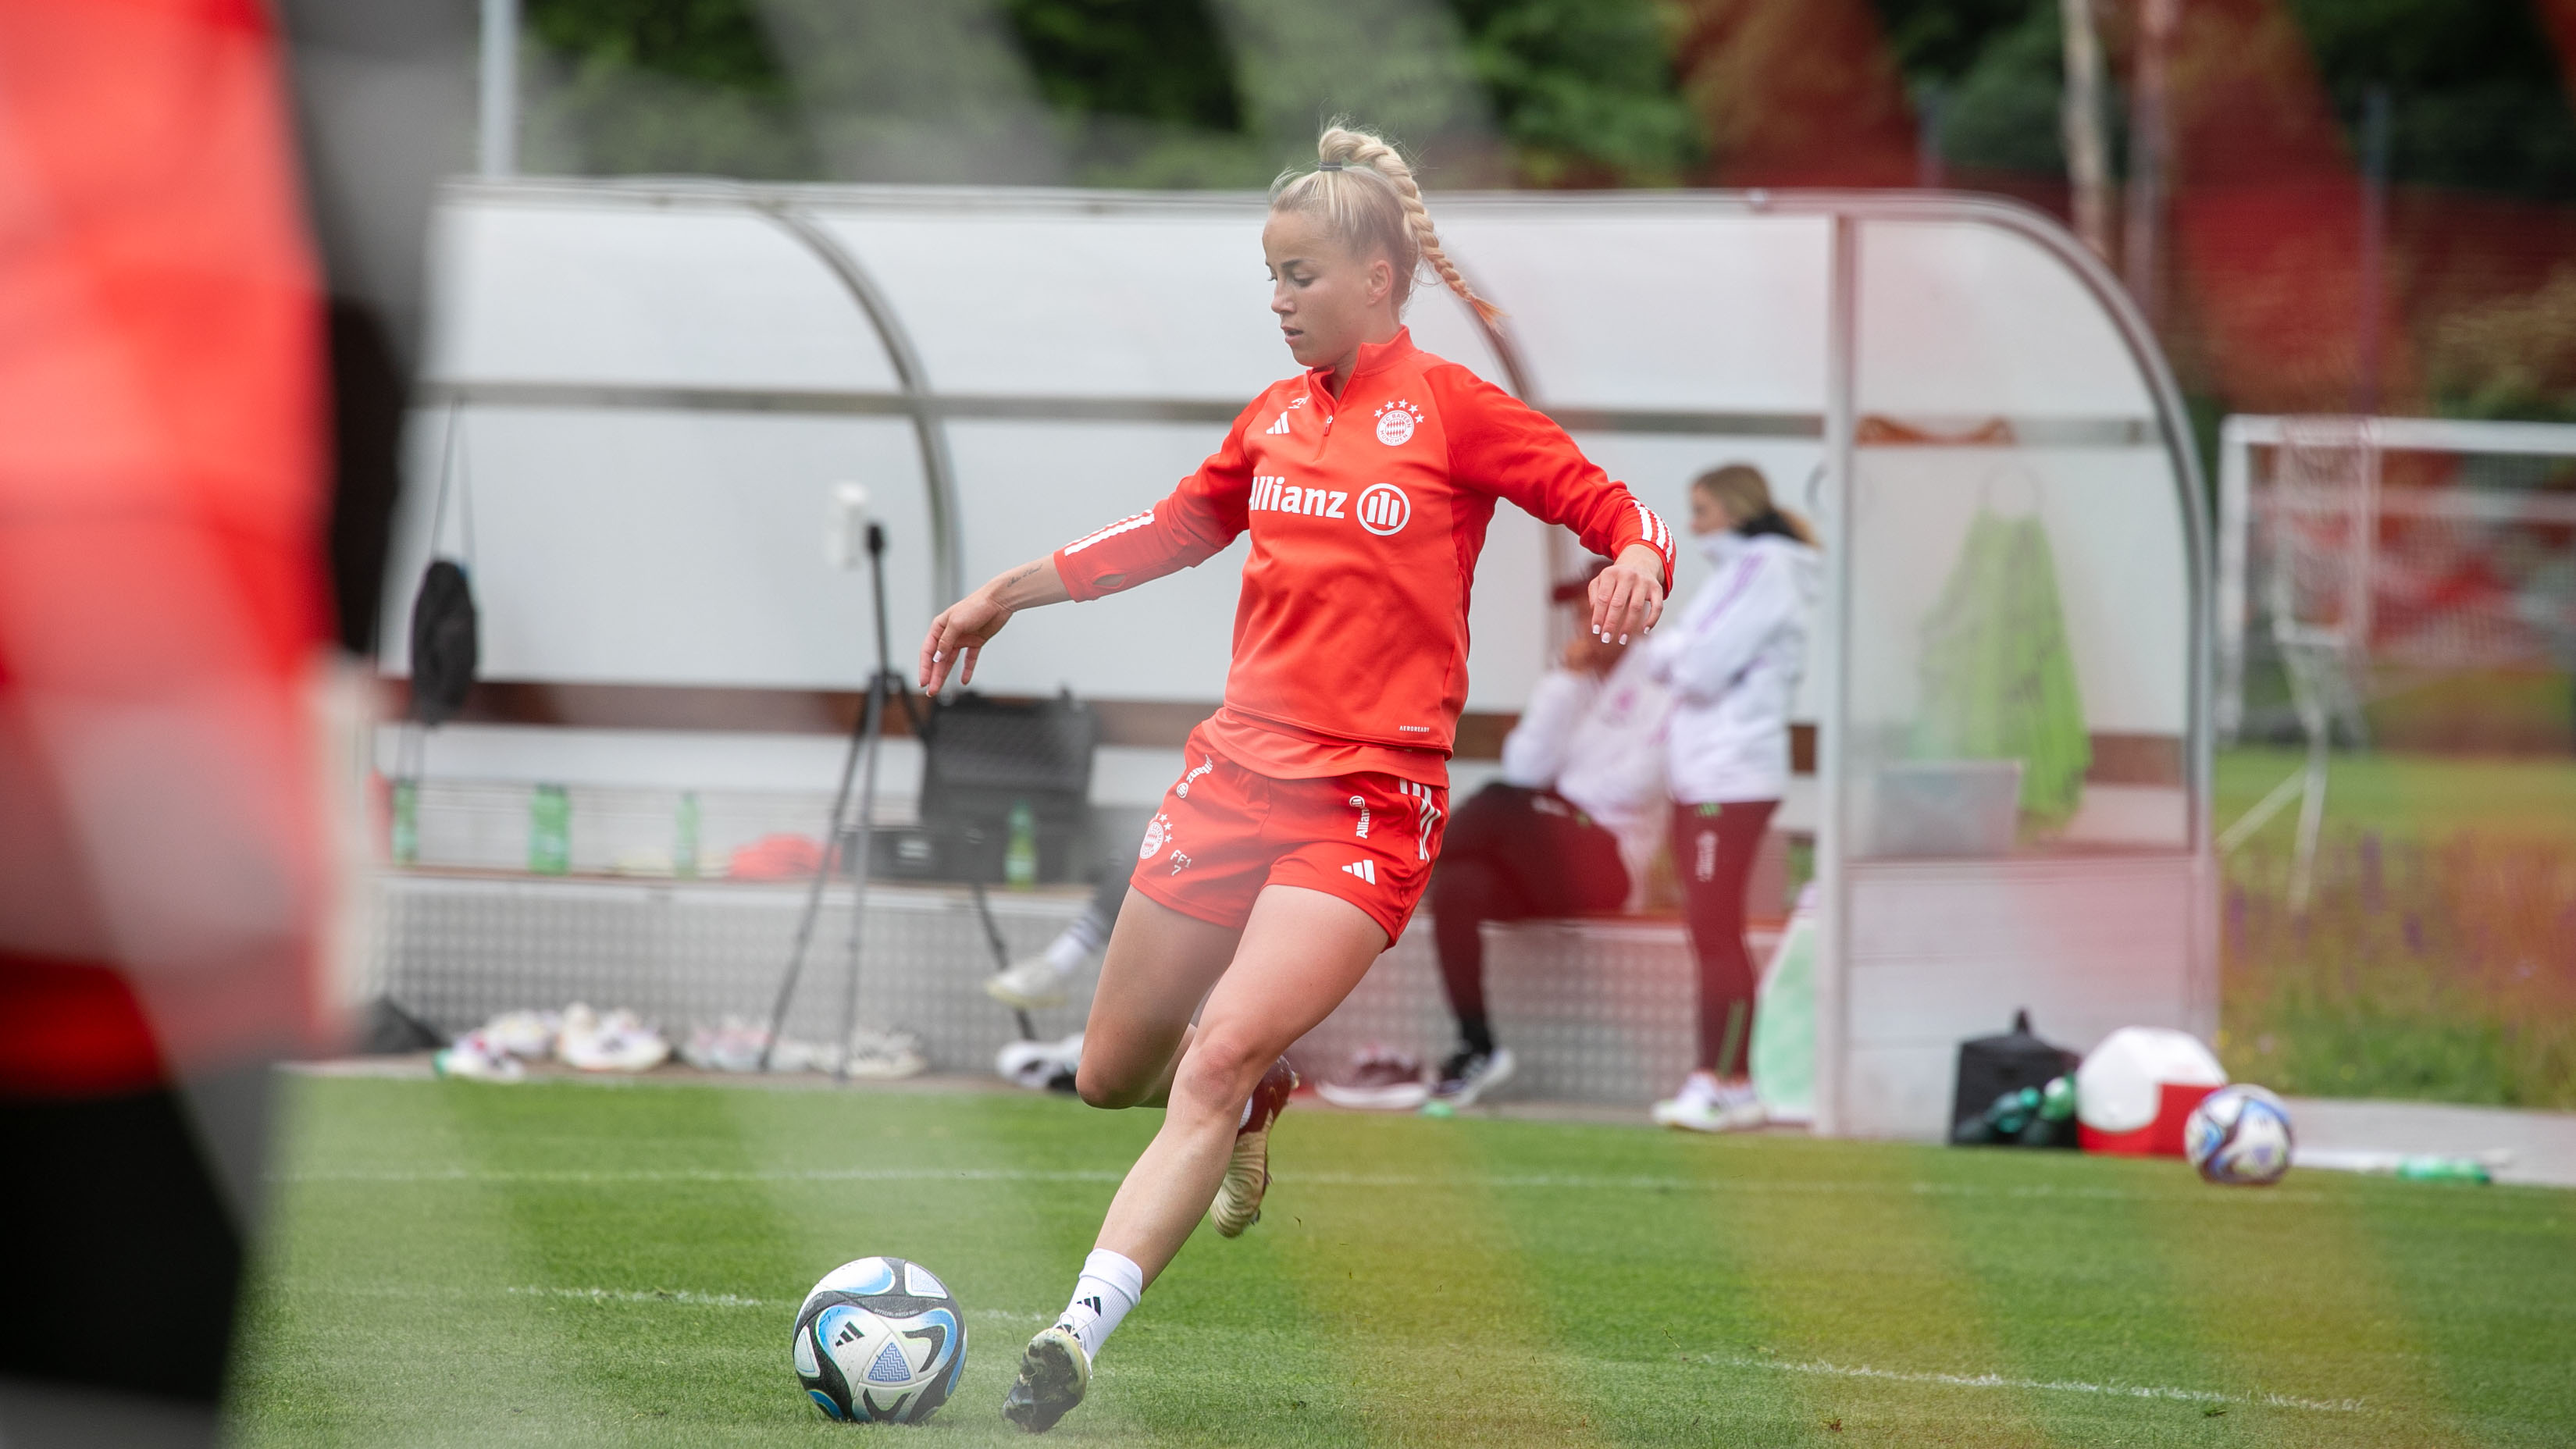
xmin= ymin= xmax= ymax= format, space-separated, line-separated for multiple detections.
xmin=480 ymin=1009 xmax=560 ymax=1060
xmin=559 ymin=1006 xmax=672 ymax=1072
xmin=1430 ymin=1046 xmax=1516 ymax=1109
xmin=996 ymin=1032 xmax=1083 ymax=1091
xmin=1315 ymin=1045 xmax=1429 ymax=1110
xmin=986 ymin=955 xmax=1074 ymax=1011
xmin=433 ymin=1031 xmax=525 ymax=1083
xmin=843 ymin=1026 xmax=928 ymax=1080
xmin=1651 ymin=1073 xmax=1765 ymax=1133
xmin=680 ymin=1016 xmax=770 ymax=1073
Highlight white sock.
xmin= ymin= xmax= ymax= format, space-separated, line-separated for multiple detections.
xmin=1042 ymin=930 xmax=1089 ymax=974
xmin=1052 ymin=1248 xmax=1144 ymax=1362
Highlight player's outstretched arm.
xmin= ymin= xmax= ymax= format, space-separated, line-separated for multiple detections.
xmin=919 ymin=557 xmax=1071 ymax=694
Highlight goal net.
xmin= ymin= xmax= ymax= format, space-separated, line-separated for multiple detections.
xmin=2216 ymin=415 xmax=2576 ymax=744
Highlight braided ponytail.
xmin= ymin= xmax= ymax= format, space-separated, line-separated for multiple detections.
xmin=1270 ymin=121 xmax=1502 ymax=327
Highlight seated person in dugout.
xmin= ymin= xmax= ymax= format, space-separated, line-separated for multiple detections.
xmin=1321 ymin=575 xmax=1671 ymax=1110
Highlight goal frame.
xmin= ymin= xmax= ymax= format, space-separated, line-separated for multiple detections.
xmin=2214 ymin=413 xmax=2576 ymax=742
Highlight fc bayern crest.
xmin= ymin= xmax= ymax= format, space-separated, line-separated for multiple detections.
xmin=1138 ymin=814 xmax=1170 ymax=860
xmin=1374 ymin=400 xmax=1420 ymax=446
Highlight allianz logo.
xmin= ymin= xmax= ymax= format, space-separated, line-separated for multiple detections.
xmin=1251 ymin=476 xmax=1411 ymax=535
xmin=1252 ymin=475 xmax=1345 ymax=518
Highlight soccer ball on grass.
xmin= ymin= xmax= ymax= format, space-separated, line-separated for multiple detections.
xmin=2183 ymin=1084 xmax=2294 ymax=1186
xmin=792 ymin=1256 xmax=966 ymax=1423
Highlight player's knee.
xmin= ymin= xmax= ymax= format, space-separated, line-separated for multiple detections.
xmin=1170 ymin=1029 xmax=1266 ymax=1119
xmin=1074 ymin=1056 xmax=1147 ymax=1110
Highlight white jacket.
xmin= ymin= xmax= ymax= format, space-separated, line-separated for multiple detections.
xmin=1498 ymin=646 xmax=1669 ymax=887
xmin=1644 ymin=530 xmax=1820 ymax=804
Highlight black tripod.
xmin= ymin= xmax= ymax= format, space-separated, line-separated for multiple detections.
xmin=760 ymin=519 xmax=893 ymax=1081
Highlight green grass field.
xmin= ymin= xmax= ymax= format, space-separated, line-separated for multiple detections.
xmin=230 ymin=1074 xmax=2576 ymax=1447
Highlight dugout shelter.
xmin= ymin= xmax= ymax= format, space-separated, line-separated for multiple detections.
xmin=386 ymin=180 xmax=2214 ymax=1139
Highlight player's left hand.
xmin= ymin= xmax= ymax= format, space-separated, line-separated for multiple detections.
xmin=1588 ymin=543 xmax=1666 ymax=644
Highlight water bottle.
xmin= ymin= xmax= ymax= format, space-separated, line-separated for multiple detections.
xmin=2393 ymin=1156 xmax=2492 ymax=1184
xmin=529 ymin=783 xmax=571 ymax=875
xmin=674 ymin=791 xmax=700 ymax=880
xmin=390 ymin=777 xmax=419 ymax=866
xmin=1003 ymin=799 xmax=1039 ymax=888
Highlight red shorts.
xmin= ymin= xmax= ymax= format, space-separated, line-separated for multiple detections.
xmin=1128 ymin=724 xmax=1448 ymax=945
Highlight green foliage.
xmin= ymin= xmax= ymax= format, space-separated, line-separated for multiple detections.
xmin=1873 ymin=0 xmax=2042 ymax=84
xmin=2287 ymin=0 xmax=2576 ymax=200
xmin=518 ymin=0 xmax=1694 ymax=187
xmin=2426 ymin=264 xmax=2576 ymax=422
xmin=234 ymin=1077 xmax=2576 ymax=1446
xmin=522 ymin=0 xmax=814 ymax=177
xmin=1448 ymin=0 xmax=1700 ymax=184
xmin=1003 ymin=0 xmax=1243 ymax=131
xmin=1928 ymin=0 xmax=2072 ymax=177
xmin=527 ymin=0 xmax=786 ymax=92
xmin=2215 ymin=748 xmax=2576 ymax=1109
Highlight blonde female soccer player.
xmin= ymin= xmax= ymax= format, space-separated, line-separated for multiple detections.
xmin=917 ymin=123 xmax=1675 ymax=1433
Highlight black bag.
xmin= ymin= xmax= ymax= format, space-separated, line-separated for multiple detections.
xmin=1950 ymin=1009 xmax=2081 ymax=1147
xmin=905 ymin=691 xmax=1099 ymax=884
xmin=408 ymin=558 xmax=478 ymax=724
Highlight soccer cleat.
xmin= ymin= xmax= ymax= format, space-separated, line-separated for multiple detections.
xmin=1209 ymin=1056 xmax=1297 ymax=1237
xmin=1001 ymin=1324 xmax=1090 ymax=1433
xmin=1430 ymin=1045 xmax=1516 ymax=1109
xmin=1651 ymin=1073 xmax=1767 ymax=1133
xmin=985 ymin=955 xmax=1074 ymax=1011
xmin=1315 ymin=1045 xmax=1429 ymax=1111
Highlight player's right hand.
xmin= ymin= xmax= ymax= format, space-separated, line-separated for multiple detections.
xmin=920 ymin=590 xmax=1010 ymax=694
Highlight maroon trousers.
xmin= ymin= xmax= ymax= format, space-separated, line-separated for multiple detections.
xmin=1672 ymin=799 xmax=1779 ymax=1077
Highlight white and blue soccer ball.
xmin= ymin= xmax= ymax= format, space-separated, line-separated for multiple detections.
xmin=792 ymin=1256 xmax=966 ymax=1424
xmin=2185 ymin=1084 xmax=2295 ymax=1186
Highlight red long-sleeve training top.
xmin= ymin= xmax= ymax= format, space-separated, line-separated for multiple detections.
xmin=1052 ymin=329 xmax=1675 ymax=786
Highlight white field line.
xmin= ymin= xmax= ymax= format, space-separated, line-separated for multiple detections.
xmin=281 ymin=1165 xmax=2336 ymax=1205
xmin=270 ymin=1280 xmax=2369 ymax=1416
xmin=1709 ymin=1355 xmax=2370 ymax=1415
xmin=288 ymin=1280 xmax=1048 ymax=1322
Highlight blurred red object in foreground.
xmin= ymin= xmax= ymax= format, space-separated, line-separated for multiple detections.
xmin=0 ymin=0 xmax=330 ymax=1095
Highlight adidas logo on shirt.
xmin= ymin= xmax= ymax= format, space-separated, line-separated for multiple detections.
xmin=1341 ymin=860 xmax=1377 ymax=884
xmin=1265 ymin=412 xmax=1292 ymax=435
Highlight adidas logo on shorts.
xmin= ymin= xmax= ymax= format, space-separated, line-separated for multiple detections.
xmin=1341 ymin=860 xmax=1377 ymax=884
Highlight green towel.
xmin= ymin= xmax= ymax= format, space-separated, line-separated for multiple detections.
xmin=1911 ymin=508 xmax=2090 ymax=828
xmin=1749 ymin=903 xmax=1815 ymax=1123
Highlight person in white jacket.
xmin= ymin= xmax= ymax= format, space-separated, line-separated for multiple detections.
xmin=1640 ymin=464 xmax=1821 ymax=1132
xmin=1320 ymin=608 xmax=1669 ymax=1111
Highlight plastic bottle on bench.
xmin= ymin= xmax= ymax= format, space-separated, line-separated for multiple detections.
xmin=1004 ymin=799 xmax=1039 ymax=888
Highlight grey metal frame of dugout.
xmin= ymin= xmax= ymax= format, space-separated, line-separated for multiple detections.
xmin=419 ymin=180 xmax=2215 ymax=1135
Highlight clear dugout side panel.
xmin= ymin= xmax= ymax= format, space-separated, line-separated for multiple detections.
xmin=1844 ymin=219 xmax=2197 ymax=860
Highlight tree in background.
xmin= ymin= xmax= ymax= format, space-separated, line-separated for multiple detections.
xmin=515 ymin=0 xmax=2576 ymax=418
xmin=522 ymin=0 xmax=1694 ymax=188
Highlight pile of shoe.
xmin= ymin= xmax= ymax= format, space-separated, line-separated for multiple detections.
xmin=680 ymin=1016 xmax=825 ymax=1073
xmin=430 ymin=1003 xmax=673 ymax=1081
xmin=558 ymin=1004 xmax=672 ymax=1072
xmin=841 ymin=1025 xmax=929 ymax=1080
